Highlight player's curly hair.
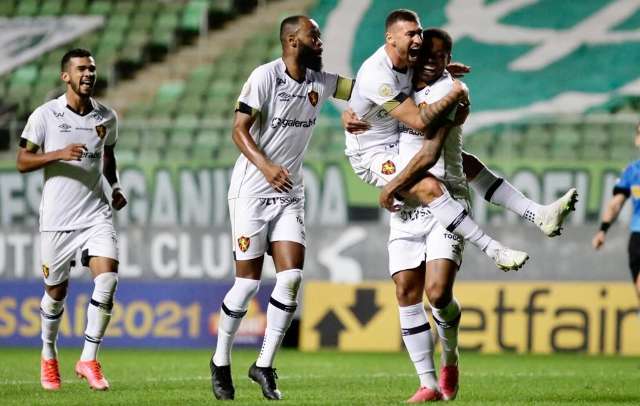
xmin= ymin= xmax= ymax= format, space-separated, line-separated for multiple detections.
xmin=422 ymin=28 xmax=453 ymax=53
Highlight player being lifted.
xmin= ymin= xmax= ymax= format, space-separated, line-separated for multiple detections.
xmin=16 ymin=49 xmax=127 ymax=391
xmin=209 ymin=16 xmax=356 ymax=401
xmin=345 ymin=9 xmax=531 ymax=271
xmin=381 ymin=28 xmax=577 ymax=402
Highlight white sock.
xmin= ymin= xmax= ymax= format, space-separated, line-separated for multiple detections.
xmin=81 ymin=272 xmax=118 ymax=361
xmin=428 ymin=190 xmax=495 ymax=252
xmin=431 ymin=298 xmax=461 ymax=366
xmin=256 ymin=269 xmax=302 ymax=368
xmin=399 ymin=303 xmax=438 ymax=390
xmin=41 ymin=291 xmax=65 ymax=360
xmin=212 ymin=277 xmax=260 ymax=366
xmin=470 ymin=167 xmax=540 ymax=223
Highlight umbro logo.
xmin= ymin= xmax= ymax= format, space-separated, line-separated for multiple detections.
xmin=58 ymin=123 xmax=71 ymax=132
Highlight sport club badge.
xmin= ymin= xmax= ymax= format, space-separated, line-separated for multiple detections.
xmin=237 ymin=236 xmax=251 ymax=252
xmin=95 ymin=124 xmax=107 ymax=139
xmin=308 ymin=90 xmax=318 ymax=107
xmin=381 ymin=160 xmax=396 ymax=175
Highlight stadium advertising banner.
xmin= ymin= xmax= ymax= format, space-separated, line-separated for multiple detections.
xmin=0 ymin=281 xmax=273 ymax=348
xmin=300 ymin=282 xmax=640 ymax=356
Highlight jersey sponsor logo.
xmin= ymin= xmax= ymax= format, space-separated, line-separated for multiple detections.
xmin=53 ymin=111 xmax=64 ymax=118
xmin=81 ymin=151 xmax=102 ymax=159
xmin=41 ymin=264 xmax=49 ymax=278
xmin=95 ymin=124 xmax=106 ymax=139
xmin=58 ymin=123 xmax=71 ymax=132
xmin=399 ymin=124 xmax=425 ymax=137
xmin=258 ymin=196 xmax=302 ymax=206
xmin=275 ymin=77 xmax=286 ymax=87
xmin=398 ymin=207 xmax=431 ymax=222
xmin=378 ymin=83 xmax=393 ymax=98
xmin=270 ymin=117 xmax=316 ymax=129
xmin=237 ymin=236 xmax=250 ymax=252
xmin=308 ymin=90 xmax=318 ymax=107
xmin=276 ymin=91 xmax=306 ymax=102
xmin=375 ymin=109 xmax=389 ymax=119
xmin=90 ymin=111 xmax=104 ymax=121
xmin=381 ymin=160 xmax=396 ymax=175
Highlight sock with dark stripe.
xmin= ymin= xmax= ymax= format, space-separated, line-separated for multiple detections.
xmin=256 ymin=269 xmax=302 ymax=368
xmin=212 ymin=277 xmax=260 ymax=366
xmin=470 ymin=167 xmax=540 ymax=223
xmin=81 ymin=272 xmax=118 ymax=361
xmin=399 ymin=303 xmax=438 ymax=390
xmin=428 ymin=190 xmax=497 ymax=253
xmin=41 ymin=292 xmax=65 ymax=360
xmin=431 ymin=298 xmax=461 ymax=366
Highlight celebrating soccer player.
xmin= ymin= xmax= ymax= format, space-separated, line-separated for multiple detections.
xmin=17 ymin=48 xmax=127 ymax=391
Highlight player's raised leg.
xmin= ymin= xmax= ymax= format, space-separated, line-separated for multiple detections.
xmin=76 ymin=254 xmax=118 ymax=391
xmin=405 ymin=177 xmax=529 ymax=271
xmin=463 ymin=152 xmax=578 ymax=236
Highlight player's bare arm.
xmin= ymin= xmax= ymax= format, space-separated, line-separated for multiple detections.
xmin=389 ymin=80 xmax=467 ymax=132
xmin=103 ymin=145 xmax=127 ymax=211
xmin=232 ymin=110 xmax=292 ymax=193
xmin=16 ymin=142 xmax=87 ymax=173
xmin=379 ymin=124 xmax=453 ymax=211
xmin=592 ymin=193 xmax=627 ymax=249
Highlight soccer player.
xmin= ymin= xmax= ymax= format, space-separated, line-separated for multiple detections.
xmin=592 ymin=122 xmax=640 ymax=311
xmin=384 ymin=28 xmax=578 ymax=402
xmin=346 ymin=9 xmax=529 ymax=271
xmin=16 ymin=48 xmax=126 ymax=391
xmin=209 ymin=16 xmax=354 ymax=400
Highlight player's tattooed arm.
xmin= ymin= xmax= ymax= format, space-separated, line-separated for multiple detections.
xmin=418 ymin=80 xmax=469 ymax=131
xmin=16 ymin=140 xmax=86 ymax=173
xmin=379 ymin=124 xmax=452 ymax=211
xmin=103 ymin=145 xmax=127 ymax=210
xmin=232 ymin=108 xmax=292 ymax=193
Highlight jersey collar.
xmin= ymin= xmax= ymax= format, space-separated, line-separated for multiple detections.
xmin=57 ymin=94 xmax=95 ymax=117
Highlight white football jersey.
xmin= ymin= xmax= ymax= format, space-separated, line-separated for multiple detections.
xmin=228 ymin=58 xmax=340 ymax=198
xmin=21 ymin=95 xmax=117 ymax=232
xmin=345 ymin=46 xmax=413 ymax=156
xmin=398 ymin=70 xmax=468 ymax=198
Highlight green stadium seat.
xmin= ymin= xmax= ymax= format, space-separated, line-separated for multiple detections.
xmin=181 ymin=0 xmax=209 ymax=33
xmin=88 ymin=0 xmax=113 ymax=15
xmin=40 ymin=0 xmax=63 ymax=15
xmin=11 ymin=65 xmax=39 ymax=87
xmin=131 ymin=12 xmax=155 ymax=30
xmin=64 ymin=0 xmax=87 ymax=14
xmin=550 ymin=123 xmax=581 ymax=160
xmin=463 ymin=130 xmax=493 ymax=159
xmin=113 ymin=1 xmax=137 ymax=15
xmin=106 ymin=14 xmax=130 ymax=32
xmin=117 ymin=129 xmax=142 ymax=150
xmin=15 ymin=0 xmax=38 ymax=16
xmin=0 ymin=1 xmax=16 ymax=16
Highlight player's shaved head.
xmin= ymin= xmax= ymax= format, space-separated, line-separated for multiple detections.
xmin=61 ymin=48 xmax=92 ymax=72
xmin=280 ymin=15 xmax=305 ymax=46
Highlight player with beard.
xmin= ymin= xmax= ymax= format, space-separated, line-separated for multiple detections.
xmin=346 ymin=9 xmax=529 ymax=271
xmin=209 ymin=16 xmax=356 ymax=401
xmin=17 ymin=48 xmax=126 ymax=391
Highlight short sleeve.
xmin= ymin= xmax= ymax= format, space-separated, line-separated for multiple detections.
xmin=358 ymin=69 xmax=408 ymax=112
xmin=20 ymin=107 xmax=46 ymax=151
xmin=236 ymin=66 xmax=271 ymax=117
xmin=614 ymin=164 xmax=634 ymax=194
xmin=105 ymin=110 xmax=118 ymax=146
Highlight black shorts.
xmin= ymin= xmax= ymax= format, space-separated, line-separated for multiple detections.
xmin=627 ymin=232 xmax=640 ymax=282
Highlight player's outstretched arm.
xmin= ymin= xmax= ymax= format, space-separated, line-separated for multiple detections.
xmin=16 ymin=142 xmax=86 ymax=173
xmin=232 ymin=110 xmax=292 ymax=193
xmin=103 ymin=145 xmax=127 ymax=210
xmin=389 ymin=80 xmax=467 ymax=132
xmin=592 ymin=193 xmax=627 ymax=250
xmin=379 ymin=124 xmax=453 ymax=211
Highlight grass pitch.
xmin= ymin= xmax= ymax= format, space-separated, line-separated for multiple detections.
xmin=1 ymin=348 xmax=639 ymax=405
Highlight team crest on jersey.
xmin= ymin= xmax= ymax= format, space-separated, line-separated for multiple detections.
xmin=378 ymin=83 xmax=393 ymax=97
xmin=95 ymin=125 xmax=107 ymax=139
xmin=42 ymin=264 xmax=49 ymax=278
xmin=308 ymin=90 xmax=318 ymax=107
xmin=237 ymin=236 xmax=250 ymax=252
xmin=381 ymin=160 xmax=396 ymax=175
